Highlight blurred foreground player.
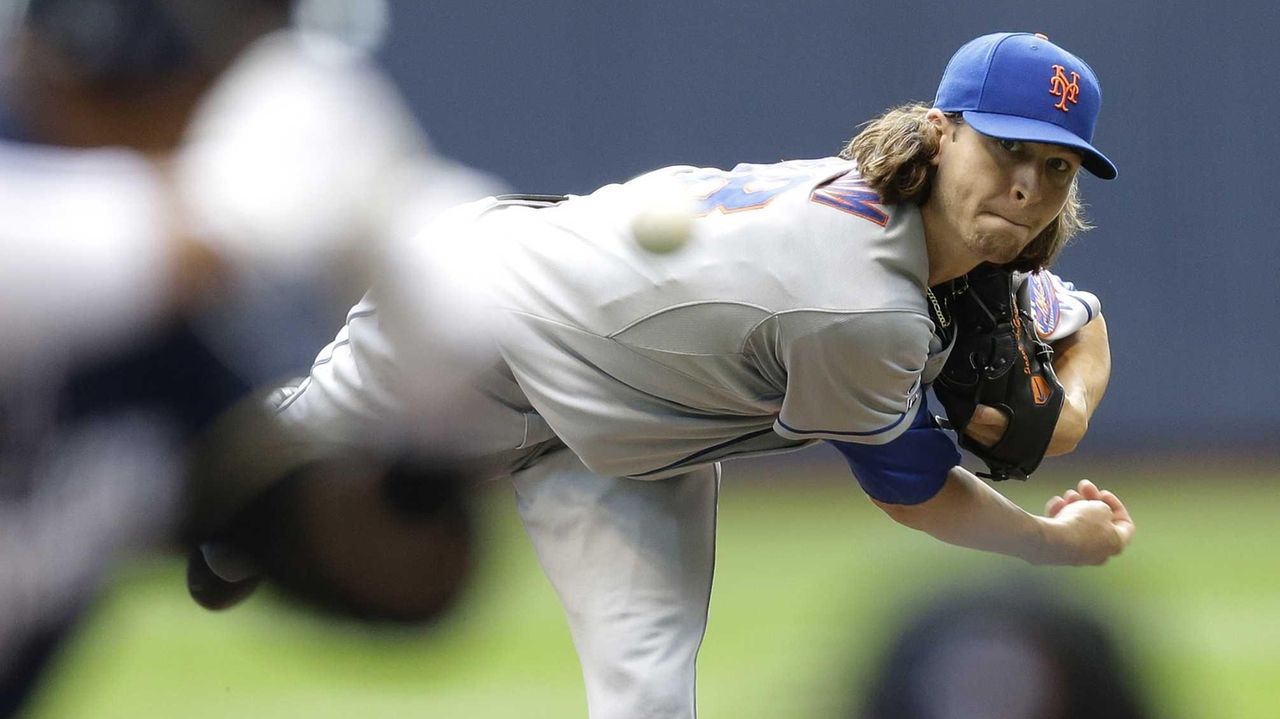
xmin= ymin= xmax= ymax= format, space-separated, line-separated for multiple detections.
xmin=0 ymin=1 xmax=496 ymax=713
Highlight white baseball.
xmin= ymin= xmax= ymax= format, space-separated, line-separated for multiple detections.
xmin=631 ymin=183 xmax=695 ymax=254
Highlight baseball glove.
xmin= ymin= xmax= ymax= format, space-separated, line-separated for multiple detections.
xmin=930 ymin=265 xmax=1065 ymax=481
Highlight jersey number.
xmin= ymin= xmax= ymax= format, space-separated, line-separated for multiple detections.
xmin=687 ymin=160 xmax=821 ymax=215
xmin=685 ymin=160 xmax=888 ymax=226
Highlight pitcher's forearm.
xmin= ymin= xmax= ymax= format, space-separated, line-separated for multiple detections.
xmin=872 ymin=466 xmax=1057 ymax=564
xmin=1046 ymin=314 xmax=1111 ymax=455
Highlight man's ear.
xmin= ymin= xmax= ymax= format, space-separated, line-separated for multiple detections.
xmin=925 ymin=108 xmax=951 ymax=167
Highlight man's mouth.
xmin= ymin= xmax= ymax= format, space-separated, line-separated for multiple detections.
xmin=982 ymin=212 xmax=1029 ymax=229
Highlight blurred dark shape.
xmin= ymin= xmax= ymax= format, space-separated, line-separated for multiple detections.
xmin=0 ymin=626 xmax=74 ymax=718
xmin=0 ymin=320 xmax=235 ymax=716
xmin=184 ymin=406 xmax=476 ymax=623
xmin=186 ymin=546 xmax=263 ymax=611
xmin=11 ymin=0 xmax=293 ymax=153
xmin=24 ymin=0 xmax=292 ymax=87
xmin=26 ymin=0 xmax=200 ymax=87
xmin=855 ymin=579 xmax=1153 ymax=719
xmin=251 ymin=456 xmax=473 ymax=622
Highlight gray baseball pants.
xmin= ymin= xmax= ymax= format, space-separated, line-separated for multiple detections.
xmin=512 ymin=447 xmax=720 ymax=719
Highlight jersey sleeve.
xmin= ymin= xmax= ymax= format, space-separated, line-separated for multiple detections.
xmin=271 ymin=295 xmax=411 ymax=448
xmin=773 ymin=309 xmax=934 ymax=445
xmin=828 ymin=394 xmax=960 ymax=504
xmin=273 ymin=292 xmax=527 ymax=458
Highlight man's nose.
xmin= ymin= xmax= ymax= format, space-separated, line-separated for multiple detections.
xmin=1011 ymin=164 xmax=1043 ymax=205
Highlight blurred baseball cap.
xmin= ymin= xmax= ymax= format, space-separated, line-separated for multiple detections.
xmin=934 ymin=32 xmax=1117 ymax=180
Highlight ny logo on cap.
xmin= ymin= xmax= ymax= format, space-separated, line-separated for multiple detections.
xmin=1049 ymin=65 xmax=1080 ymax=112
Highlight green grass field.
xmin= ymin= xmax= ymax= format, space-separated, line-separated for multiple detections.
xmin=23 ymin=455 xmax=1280 ymax=718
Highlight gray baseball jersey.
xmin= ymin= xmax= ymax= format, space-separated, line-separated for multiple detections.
xmin=481 ymin=158 xmax=936 ymax=478
xmin=278 ymin=158 xmax=946 ymax=478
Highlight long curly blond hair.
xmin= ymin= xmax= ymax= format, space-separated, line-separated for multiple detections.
xmin=839 ymin=103 xmax=1091 ymax=271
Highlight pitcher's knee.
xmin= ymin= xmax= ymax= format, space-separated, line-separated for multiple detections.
xmin=583 ymin=656 xmax=697 ymax=719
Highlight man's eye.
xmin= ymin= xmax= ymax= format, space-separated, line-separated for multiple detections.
xmin=1048 ymin=157 xmax=1072 ymax=173
xmin=998 ymin=139 xmax=1024 ymax=153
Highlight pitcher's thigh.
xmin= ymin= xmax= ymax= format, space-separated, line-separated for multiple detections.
xmin=512 ymin=450 xmax=720 ymax=719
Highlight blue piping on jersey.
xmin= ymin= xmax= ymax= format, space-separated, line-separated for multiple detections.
xmin=775 ymin=408 xmax=909 ymax=438
xmin=308 ymin=338 xmax=351 ymax=370
xmin=346 ymin=307 xmax=377 ymax=323
xmin=272 ymin=377 xmax=311 ymax=415
xmin=630 ymin=427 xmax=778 ymax=478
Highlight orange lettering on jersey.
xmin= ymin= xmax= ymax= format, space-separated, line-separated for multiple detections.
xmin=810 ymin=172 xmax=889 ymax=226
xmin=1049 ymin=65 xmax=1080 ymax=112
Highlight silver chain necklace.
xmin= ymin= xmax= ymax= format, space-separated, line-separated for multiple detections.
xmin=925 ymin=287 xmax=950 ymax=328
xmin=926 ymin=276 xmax=969 ymax=330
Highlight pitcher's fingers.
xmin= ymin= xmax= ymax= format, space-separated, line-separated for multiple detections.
xmin=1112 ymin=516 xmax=1136 ymax=545
xmin=1045 ymin=495 xmax=1066 ymax=517
xmin=1098 ymin=490 xmax=1133 ymax=522
xmin=1063 ymin=489 xmax=1082 ymax=503
xmin=1078 ymin=479 xmax=1102 ymax=500
xmin=972 ymin=404 xmax=1008 ymax=426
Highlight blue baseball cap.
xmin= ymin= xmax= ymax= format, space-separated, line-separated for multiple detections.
xmin=934 ymin=32 xmax=1117 ymax=180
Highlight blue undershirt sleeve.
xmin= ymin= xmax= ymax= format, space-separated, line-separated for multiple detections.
xmin=827 ymin=395 xmax=960 ymax=505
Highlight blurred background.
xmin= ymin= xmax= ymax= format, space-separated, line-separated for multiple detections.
xmin=6 ymin=0 xmax=1278 ymax=717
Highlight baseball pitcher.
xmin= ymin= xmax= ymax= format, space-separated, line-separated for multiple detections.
xmin=232 ymin=32 xmax=1133 ymax=719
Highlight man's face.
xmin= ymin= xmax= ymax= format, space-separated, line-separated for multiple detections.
xmin=928 ymin=111 xmax=1082 ymax=265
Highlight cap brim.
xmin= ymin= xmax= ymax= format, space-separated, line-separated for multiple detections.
xmin=962 ymin=111 xmax=1118 ymax=180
